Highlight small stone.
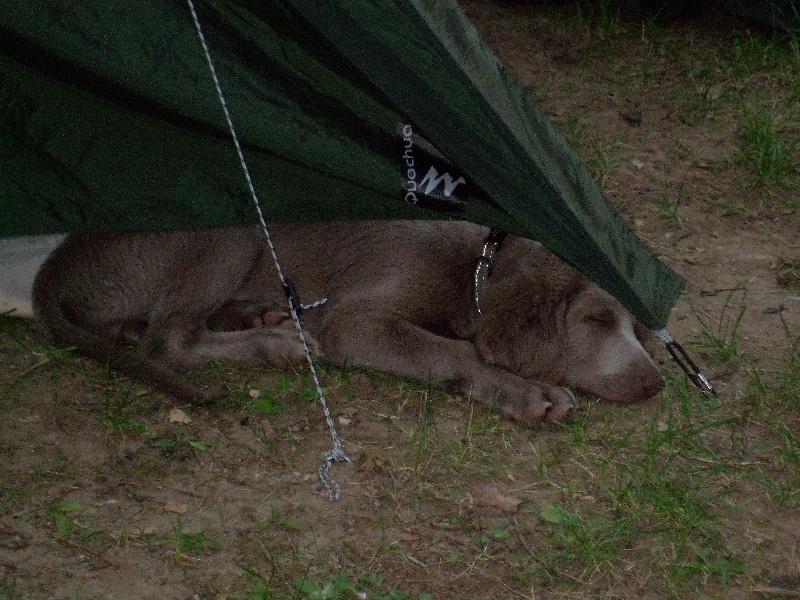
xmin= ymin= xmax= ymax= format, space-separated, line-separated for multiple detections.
xmin=168 ymin=408 xmax=191 ymax=424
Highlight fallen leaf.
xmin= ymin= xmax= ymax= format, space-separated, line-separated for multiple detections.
xmin=164 ymin=502 xmax=188 ymax=515
xmin=168 ymin=408 xmax=191 ymax=424
xmin=472 ymin=483 xmax=521 ymax=513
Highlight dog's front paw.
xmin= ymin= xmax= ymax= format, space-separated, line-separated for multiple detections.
xmin=499 ymin=384 xmax=576 ymax=425
xmin=542 ymin=385 xmax=576 ymax=422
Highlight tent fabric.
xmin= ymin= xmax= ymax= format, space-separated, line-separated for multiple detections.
xmin=0 ymin=0 xmax=683 ymax=330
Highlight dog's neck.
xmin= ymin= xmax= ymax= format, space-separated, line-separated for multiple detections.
xmin=473 ymin=228 xmax=508 ymax=315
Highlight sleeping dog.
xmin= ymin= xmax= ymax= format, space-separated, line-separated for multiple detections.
xmin=33 ymin=221 xmax=663 ymax=425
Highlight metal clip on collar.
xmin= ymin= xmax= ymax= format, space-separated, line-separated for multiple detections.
xmin=473 ymin=228 xmax=508 ymax=315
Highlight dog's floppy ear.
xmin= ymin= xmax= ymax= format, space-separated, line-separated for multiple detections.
xmin=475 ymin=243 xmax=583 ymax=382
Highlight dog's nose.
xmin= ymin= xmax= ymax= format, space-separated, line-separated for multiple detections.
xmin=641 ymin=370 xmax=664 ymax=398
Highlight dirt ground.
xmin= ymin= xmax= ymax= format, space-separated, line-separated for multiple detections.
xmin=2 ymin=2 xmax=800 ymax=599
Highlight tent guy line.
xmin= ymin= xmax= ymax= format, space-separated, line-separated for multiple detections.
xmin=186 ymin=0 xmax=350 ymax=501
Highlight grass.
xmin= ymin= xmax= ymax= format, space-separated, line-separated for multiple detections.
xmin=510 ymin=378 xmax=746 ymax=592
xmin=48 ymin=499 xmax=105 ymax=544
xmin=291 ymin=572 xmax=432 ymax=600
xmin=689 ymin=289 xmax=747 ymax=366
xmin=650 ymin=169 xmax=686 ymax=225
xmin=4 ymin=307 xmax=786 ymax=597
xmin=715 ymin=30 xmax=800 ymax=194
xmin=164 ymin=517 xmax=219 ymax=560
xmin=0 ymin=316 xmax=797 ymax=596
xmin=573 ymin=0 xmax=622 ymax=40
xmin=737 ymin=106 xmax=800 ymax=190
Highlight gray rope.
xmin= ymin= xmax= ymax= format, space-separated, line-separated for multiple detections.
xmin=186 ymin=0 xmax=349 ymax=500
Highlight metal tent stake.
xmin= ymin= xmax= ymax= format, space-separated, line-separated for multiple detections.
xmin=654 ymin=329 xmax=717 ymax=397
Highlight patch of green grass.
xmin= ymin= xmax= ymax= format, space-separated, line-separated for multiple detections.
xmin=150 ymin=426 xmax=209 ymax=453
xmin=242 ymin=370 xmax=324 ymax=411
xmin=261 ymin=506 xmax=302 ymax=531
xmin=673 ymin=81 xmax=726 ymax=126
xmin=238 ymin=540 xmax=433 ymax=600
xmin=293 ymin=572 xmax=432 ymax=600
xmin=163 ymin=517 xmax=218 ymax=560
xmin=523 ymin=380 xmax=745 ymax=594
xmin=650 ymin=169 xmax=686 ymax=225
xmin=0 ymin=480 xmax=27 ymax=510
xmin=395 ymin=382 xmax=519 ymax=490
xmin=0 ymin=341 xmax=73 ymax=402
xmin=102 ymin=393 xmax=147 ymax=435
xmin=48 ymin=499 xmax=107 ymax=546
xmin=0 ymin=575 xmax=30 ymax=600
xmin=585 ymin=136 xmax=619 ymax=188
xmin=402 ymin=384 xmax=440 ymax=476
xmin=740 ymin=320 xmax=800 ymax=506
xmin=559 ymin=117 xmax=619 ymax=189
xmin=737 ymin=106 xmax=800 ymax=190
xmin=689 ymin=290 xmax=747 ymax=366
xmin=574 ymin=0 xmax=621 ymax=39
xmin=726 ymin=30 xmax=799 ymax=78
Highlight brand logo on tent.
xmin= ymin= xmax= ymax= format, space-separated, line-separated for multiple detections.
xmin=419 ymin=166 xmax=465 ymax=198
xmin=397 ymin=123 xmax=468 ymax=212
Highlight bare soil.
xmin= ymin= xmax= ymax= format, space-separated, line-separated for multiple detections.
xmin=2 ymin=3 xmax=800 ymax=599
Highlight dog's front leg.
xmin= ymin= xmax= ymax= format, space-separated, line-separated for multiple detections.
xmin=320 ymin=316 xmax=573 ymax=424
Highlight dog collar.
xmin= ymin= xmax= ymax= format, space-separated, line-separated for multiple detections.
xmin=473 ymin=228 xmax=508 ymax=315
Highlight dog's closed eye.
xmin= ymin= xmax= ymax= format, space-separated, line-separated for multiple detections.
xmin=583 ymin=310 xmax=616 ymax=328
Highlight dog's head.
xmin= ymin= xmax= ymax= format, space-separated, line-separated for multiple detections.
xmin=560 ymin=285 xmax=663 ymax=402
xmin=476 ymin=242 xmax=663 ymax=403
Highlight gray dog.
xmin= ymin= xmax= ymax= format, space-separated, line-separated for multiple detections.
xmin=33 ymin=221 xmax=663 ymax=425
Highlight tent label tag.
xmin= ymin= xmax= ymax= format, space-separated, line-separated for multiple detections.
xmin=397 ymin=124 xmax=468 ymax=213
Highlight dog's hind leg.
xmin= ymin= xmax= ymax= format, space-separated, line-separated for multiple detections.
xmin=125 ymin=320 xmax=320 ymax=401
xmin=164 ymin=324 xmax=318 ymax=368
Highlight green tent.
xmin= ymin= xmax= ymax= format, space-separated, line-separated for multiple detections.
xmin=0 ymin=0 xmax=684 ymax=330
